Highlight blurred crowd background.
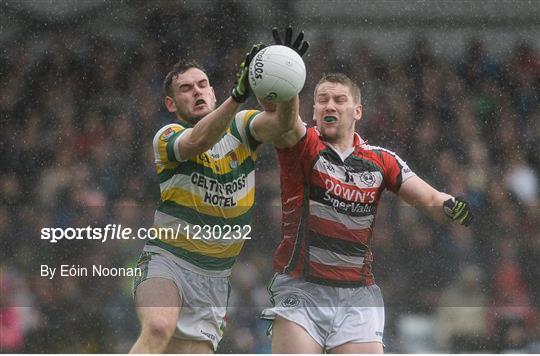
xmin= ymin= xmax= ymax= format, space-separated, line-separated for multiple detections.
xmin=1 ymin=0 xmax=539 ymax=353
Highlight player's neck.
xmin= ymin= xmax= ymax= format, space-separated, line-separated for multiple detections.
xmin=177 ymin=114 xmax=202 ymax=126
xmin=325 ymin=134 xmax=355 ymax=158
xmin=329 ymin=135 xmax=355 ymax=154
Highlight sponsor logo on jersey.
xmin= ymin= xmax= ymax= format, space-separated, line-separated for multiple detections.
xmin=324 ymin=179 xmax=377 ymax=203
xmin=191 ymin=172 xmax=247 ymax=207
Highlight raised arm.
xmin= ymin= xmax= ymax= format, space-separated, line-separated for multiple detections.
xmin=177 ymin=45 xmax=263 ymax=160
xmin=249 ymin=96 xmax=306 ymax=148
xmin=178 ymin=97 xmax=242 ymax=159
xmin=398 ymin=176 xmax=473 ymax=226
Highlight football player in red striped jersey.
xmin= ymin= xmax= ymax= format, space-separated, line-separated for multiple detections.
xmin=263 ymin=72 xmax=472 ymax=353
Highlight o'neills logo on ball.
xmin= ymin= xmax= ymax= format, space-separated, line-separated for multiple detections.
xmin=265 ymin=92 xmax=277 ymax=100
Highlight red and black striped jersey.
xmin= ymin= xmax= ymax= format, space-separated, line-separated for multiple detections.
xmin=273 ymin=127 xmax=416 ymax=287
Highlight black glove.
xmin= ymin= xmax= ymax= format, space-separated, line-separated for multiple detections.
xmin=443 ymin=197 xmax=473 ymax=226
xmin=272 ymin=26 xmax=309 ymax=57
xmin=231 ymin=44 xmax=266 ymax=103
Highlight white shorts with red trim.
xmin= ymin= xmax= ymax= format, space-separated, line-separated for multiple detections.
xmin=261 ymin=273 xmax=385 ymax=350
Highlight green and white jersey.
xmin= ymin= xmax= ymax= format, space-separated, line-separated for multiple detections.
xmin=144 ymin=110 xmax=261 ymax=276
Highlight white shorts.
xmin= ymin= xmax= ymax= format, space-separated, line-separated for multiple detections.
xmin=133 ymin=250 xmax=229 ymax=351
xmin=261 ymin=273 xmax=385 ymax=350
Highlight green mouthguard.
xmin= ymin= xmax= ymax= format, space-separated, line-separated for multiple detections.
xmin=324 ymin=116 xmax=337 ymax=123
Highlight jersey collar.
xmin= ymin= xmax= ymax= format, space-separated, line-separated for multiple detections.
xmin=322 ymin=132 xmax=365 ymax=162
xmin=176 ymin=118 xmax=194 ymax=128
xmin=316 ymin=127 xmax=364 ymax=147
xmin=353 ymin=132 xmax=365 ymax=147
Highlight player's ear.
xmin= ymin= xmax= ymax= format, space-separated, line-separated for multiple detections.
xmin=164 ymin=95 xmax=177 ymax=113
xmin=354 ymin=104 xmax=362 ymax=121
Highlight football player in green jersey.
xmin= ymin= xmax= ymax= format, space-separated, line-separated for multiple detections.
xmin=130 ymin=29 xmax=309 ymax=354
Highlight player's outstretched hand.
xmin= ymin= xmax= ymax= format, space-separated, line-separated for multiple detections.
xmin=443 ymin=197 xmax=473 ymax=226
xmin=231 ymin=43 xmax=266 ymax=103
xmin=272 ymin=26 xmax=309 ymax=57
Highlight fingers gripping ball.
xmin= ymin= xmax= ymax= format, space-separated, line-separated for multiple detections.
xmin=248 ymin=45 xmax=306 ymax=102
xmin=231 ymin=44 xmax=266 ymax=103
xmin=272 ymin=26 xmax=310 ymax=57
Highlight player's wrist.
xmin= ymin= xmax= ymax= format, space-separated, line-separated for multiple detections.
xmin=231 ymin=62 xmax=248 ymax=102
xmin=231 ymin=89 xmax=247 ymax=103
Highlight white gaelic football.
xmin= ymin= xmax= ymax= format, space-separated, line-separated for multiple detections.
xmin=248 ymin=45 xmax=306 ymax=102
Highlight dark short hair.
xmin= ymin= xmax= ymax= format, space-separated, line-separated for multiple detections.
xmin=163 ymin=60 xmax=206 ymax=96
xmin=315 ymin=73 xmax=361 ymax=104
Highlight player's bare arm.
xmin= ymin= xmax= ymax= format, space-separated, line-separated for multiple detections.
xmin=175 ymin=96 xmax=243 ymax=159
xmin=249 ymin=95 xmax=304 ymax=143
xmin=398 ymin=176 xmax=473 ymax=226
xmin=271 ymin=113 xmax=306 ymax=148
xmin=172 ymin=45 xmax=263 ymax=160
